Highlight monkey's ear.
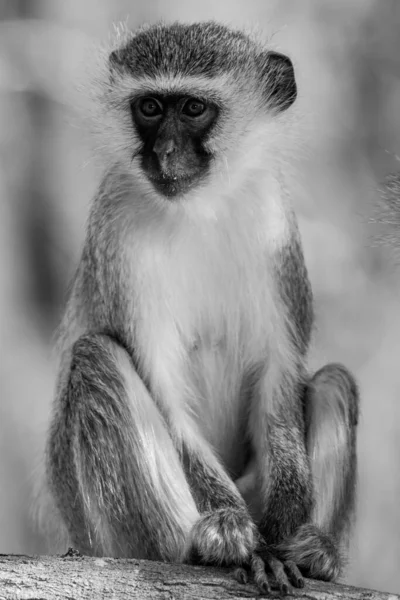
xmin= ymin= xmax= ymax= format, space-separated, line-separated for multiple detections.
xmin=259 ymin=51 xmax=297 ymax=113
xmin=108 ymin=49 xmax=129 ymax=83
xmin=109 ymin=49 xmax=124 ymax=69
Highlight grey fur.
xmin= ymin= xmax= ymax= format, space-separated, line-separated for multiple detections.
xmin=276 ymin=237 xmax=314 ymax=355
xmin=48 ymin=334 xmax=199 ymax=561
xmin=110 ymin=22 xmax=296 ymax=112
xmin=45 ymin=20 xmax=359 ymax=594
xmin=305 ymin=364 xmax=359 ymax=540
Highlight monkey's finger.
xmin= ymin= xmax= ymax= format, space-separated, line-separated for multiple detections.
xmin=233 ymin=566 xmax=248 ymax=585
xmin=250 ymin=553 xmax=271 ymax=595
xmin=284 ymin=560 xmax=304 ymax=588
xmin=263 ymin=551 xmax=292 ymax=596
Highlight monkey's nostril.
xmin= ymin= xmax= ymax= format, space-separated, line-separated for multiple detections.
xmin=153 ymin=139 xmax=176 ymax=159
xmin=165 ymin=142 xmax=175 ymax=156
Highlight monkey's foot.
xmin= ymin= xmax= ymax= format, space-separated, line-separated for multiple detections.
xmin=235 ymin=550 xmax=304 ymax=596
xmin=187 ymin=507 xmax=256 ymax=565
xmin=62 ymin=547 xmax=83 ymax=558
xmin=276 ymin=523 xmax=342 ymax=582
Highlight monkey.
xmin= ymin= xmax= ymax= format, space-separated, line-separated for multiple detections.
xmin=45 ymin=21 xmax=359 ymax=594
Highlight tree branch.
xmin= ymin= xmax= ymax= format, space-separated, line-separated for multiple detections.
xmin=0 ymin=554 xmax=398 ymax=600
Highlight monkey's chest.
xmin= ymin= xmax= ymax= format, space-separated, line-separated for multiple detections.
xmin=186 ymin=330 xmax=252 ymax=475
xmin=131 ymin=243 xmax=275 ymax=475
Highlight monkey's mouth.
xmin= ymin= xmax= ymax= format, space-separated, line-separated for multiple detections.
xmin=148 ymin=173 xmax=202 ymax=199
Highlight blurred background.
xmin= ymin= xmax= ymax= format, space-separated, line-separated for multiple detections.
xmin=1 ymin=0 xmax=400 ymax=594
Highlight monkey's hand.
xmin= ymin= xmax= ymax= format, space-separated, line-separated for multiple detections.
xmin=187 ymin=507 xmax=257 ymax=566
xmin=187 ymin=509 xmax=301 ymax=595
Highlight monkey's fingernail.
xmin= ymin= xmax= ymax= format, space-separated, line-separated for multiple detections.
xmin=284 ymin=560 xmax=304 ymax=588
xmin=279 ymin=582 xmax=291 ymax=596
xmin=260 ymin=579 xmax=271 ymax=595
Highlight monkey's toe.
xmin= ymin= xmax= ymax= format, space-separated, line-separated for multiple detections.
xmin=284 ymin=560 xmax=304 ymax=588
xmin=259 ymin=549 xmax=294 ymax=595
xmin=188 ymin=508 xmax=256 ymax=565
xmin=238 ymin=551 xmax=302 ymax=596
xmin=234 ymin=556 xmax=272 ymax=595
xmin=249 ymin=552 xmax=272 ymax=595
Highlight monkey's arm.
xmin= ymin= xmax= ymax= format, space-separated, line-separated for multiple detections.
xmin=181 ymin=442 xmax=258 ymax=566
xmin=253 ymin=237 xmax=315 ymax=545
xmin=251 ymin=369 xmax=313 ymax=545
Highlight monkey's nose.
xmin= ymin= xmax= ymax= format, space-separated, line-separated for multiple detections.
xmin=153 ymin=138 xmax=176 ymax=161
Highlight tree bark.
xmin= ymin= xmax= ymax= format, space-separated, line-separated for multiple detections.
xmin=0 ymin=554 xmax=398 ymax=600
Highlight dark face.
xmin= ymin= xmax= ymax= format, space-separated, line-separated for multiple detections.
xmin=130 ymin=94 xmax=219 ymax=198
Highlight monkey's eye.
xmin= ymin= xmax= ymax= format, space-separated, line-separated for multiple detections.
xmin=137 ymin=97 xmax=163 ymax=118
xmin=182 ymin=98 xmax=206 ymax=118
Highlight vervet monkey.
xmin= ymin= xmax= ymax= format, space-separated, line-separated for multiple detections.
xmin=46 ymin=21 xmax=359 ymax=594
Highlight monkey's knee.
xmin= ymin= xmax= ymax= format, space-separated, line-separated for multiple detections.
xmin=305 ymin=363 xmax=359 ymax=433
xmin=47 ymin=334 xmax=135 ymax=555
xmin=48 ymin=334 xmax=198 ymax=560
xmin=304 ymin=363 xmax=359 ymax=537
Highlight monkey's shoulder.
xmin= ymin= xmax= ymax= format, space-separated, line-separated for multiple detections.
xmin=274 ymin=235 xmax=314 ymax=355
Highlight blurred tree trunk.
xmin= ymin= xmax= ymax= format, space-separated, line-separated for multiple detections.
xmin=0 ymin=0 xmax=61 ymax=556
xmin=5 ymin=0 xmax=65 ymax=338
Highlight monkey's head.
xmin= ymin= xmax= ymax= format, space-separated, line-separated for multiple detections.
xmin=97 ymin=22 xmax=297 ymax=200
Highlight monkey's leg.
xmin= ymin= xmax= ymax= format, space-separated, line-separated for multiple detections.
xmin=276 ymin=363 xmax=359 ymax=581
xmin=307 ymin=363 xmax=359 ymax=538
xmin=47 ymin=334 xmax=199 ymax=561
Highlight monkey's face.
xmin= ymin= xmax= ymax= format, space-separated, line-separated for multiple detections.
xmin=99 ymin=22 xmax=298 ymax=201
xmin=130 ymin=95 xmax=219 ymax=198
